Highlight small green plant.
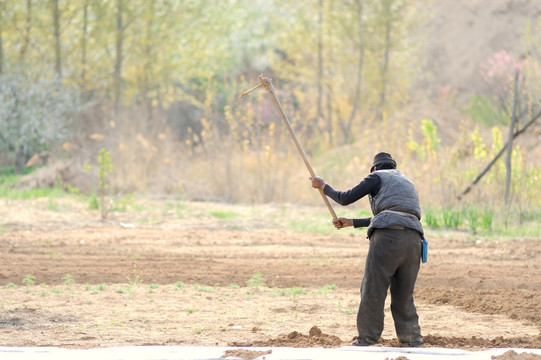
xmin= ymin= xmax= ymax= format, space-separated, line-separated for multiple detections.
xmin=337 ymin=301 xmax=356 ymax=315
xmin=273 ymin=287 xmax=307 ymax=300
xmin=246 ymin=272 xmax=266 ymax=288
xmin=176 ymin=202 xmax=186 ymax=218
xmin=424 ymin=209 xmax=440 ymax=228
xmin=127 ymin=265 xmax=141 ymax=285
xmin=51 ymin=287 xmax=62 ymax=295
xmin=480 ymin=209 xmax=494 ymax=232
xmin=287 ymin=286 xmax=307 ymax=300
xmin=22 ymin=274 xmax=36 ymax=286
xmin=466 ymin=208 xmax=479 ymax=234
xmin=193 ymin=284 xmax=216 ymax=292
xmin=186 ymin=308 xmax=195 ymax=314
xmin=116 ymin=285 xmax=132 ymax=294
xmin=317 ymin=284 xmax=338 ymax=296
xmin=88 ymin=192 xmax=99 ymax=210
xmin=127 ymin=274 xmax=141 ymax=285
xmin=173 ymin=281 xmax=185 ymax=290
xmin=442 ymin=208 xmax=461 ymax=229
xmin=48 ymin=250 xmax=62 ymax=258
xmin=47 ymin=199 xmax=60 ymax=212
xmin=5 ymin=283 xmax=16 ymax=289
xmin=62 ymin=273 xmax=76 ymax=286
xmin=228 ymin=284 xmax=240 ymax=289
xmin=147 ymin=283 xmax=159 ymax=293
xmin=113 ymin=193 xmax=134 ymax=212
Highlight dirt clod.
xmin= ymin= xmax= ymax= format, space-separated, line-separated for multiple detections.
xmin=308 ymin=326 xmax=323 ymax=337
xmin=254 ymin=327 xmax=344 ymax=348
xmin=491 ymin=350 xmax=541 ymax=360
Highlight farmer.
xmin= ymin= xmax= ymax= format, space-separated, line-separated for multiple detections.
xmin=310 ymin=152 xmax=424 ymax=347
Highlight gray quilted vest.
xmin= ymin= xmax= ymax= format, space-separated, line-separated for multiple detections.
xmin=367 ymin=170 xmax=423 ymax=237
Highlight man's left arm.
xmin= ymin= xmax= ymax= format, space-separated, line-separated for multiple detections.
xmin=333 ymin=217 xmax=371 ymax=229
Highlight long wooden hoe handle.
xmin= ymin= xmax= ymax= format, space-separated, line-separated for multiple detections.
xmin=240 ymin=75 xmax=338 ymax=220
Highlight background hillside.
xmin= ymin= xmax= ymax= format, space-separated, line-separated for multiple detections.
xmin=422 ymin=0 xmax=541 ymax=100
xmin=1 ymin=0 xmax=540 ymax=216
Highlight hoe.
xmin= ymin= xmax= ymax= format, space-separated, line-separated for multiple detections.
xmin=240 ymin=75 xmax=337 ymax=220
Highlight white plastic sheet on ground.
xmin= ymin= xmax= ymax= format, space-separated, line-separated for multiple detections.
xmin=1 ymin=346 xmax=541 ymax=360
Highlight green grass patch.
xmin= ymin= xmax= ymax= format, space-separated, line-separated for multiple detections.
xmin=0 ymin=186 xmax=66 ymax=199
xmin=193 ymin=284 xmax=216 ymax=292
xmin=0 ymin=166 xmax=34 ymax=182
xmin=0 ymin=166 xmax=69 ymax=199
xmin=317 ymin=284 xmax=338 ymax=296
xmin=22 ymin=274 xmax=36 ymax=286
xmin=207 ymin=210 xmax=238 ymax=219
xmin=173 ymin=281 xmax=186 ymax=290
xmin=116 ymin=285 xmax=132 ymax=294
xmin=423 ymin=206 xmax=540 ymax=238
xmin=246 ymin=272 xmax=266 ymax=288
xmin=62 ymin=273 xmax=76 ymax=286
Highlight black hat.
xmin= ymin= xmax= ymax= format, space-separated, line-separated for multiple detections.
xmin=372 ymin=152 xmax=396 ymax=170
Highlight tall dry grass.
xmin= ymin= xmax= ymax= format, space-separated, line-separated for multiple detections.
xmin=71 ymin=90 xmax=540 ymax=225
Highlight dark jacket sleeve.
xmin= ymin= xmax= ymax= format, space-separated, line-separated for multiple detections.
xmin=323 ymin=173 xmax=381 ymax=205
xmin=323 ymin=173 xmax=381 ymax=228
xmin=353 ymin=218 xmax=371 ymax=228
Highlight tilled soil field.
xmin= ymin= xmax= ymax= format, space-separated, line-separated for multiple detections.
xmin=0 ymin=198 xmax=540 ymax=350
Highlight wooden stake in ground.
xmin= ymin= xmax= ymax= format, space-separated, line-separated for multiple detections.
xmin=240 ymin=75 xmax=338 ymax=220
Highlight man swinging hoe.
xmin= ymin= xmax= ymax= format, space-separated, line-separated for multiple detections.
xmin=241 ymin=75 xmax=425 ymax=347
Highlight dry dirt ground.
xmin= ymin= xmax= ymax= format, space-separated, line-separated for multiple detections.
xmin=0 ymin=198 xmax=540 ymax=353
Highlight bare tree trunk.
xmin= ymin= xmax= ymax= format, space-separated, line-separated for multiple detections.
xmin=12 ymin=86 xmax=23 ymax=173
xmin=19 ymin=0 xmax=32 ymax=62
xmin=504 ymin=72 xmax=519 ymax=203
xmin=143 ymin=0 xmax=155 ymax=126
xmin=375 ymin=0 xmax=392 ymax=122
xmin=0 ymin=0 xmax=4 ymax=74
xmin=325 ymin=0 xmax=335 ymax=145
xmin=114 ymin=0 xmax=124 ymax=116
xmin=316 ymin=0 xmax=324 ymax=127
xmin=81 ymin=0 xmax=89 ymax=89
xmin=341 ymin=0 xmax=364 ymax=143
xmin=16 ymin=144 xmax=25 ymax=175
xmin=52 ymin=0 xmax=61 ymax=77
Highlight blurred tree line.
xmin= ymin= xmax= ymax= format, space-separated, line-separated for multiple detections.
xmin=0 ymin=0 xmax=424 ymax=173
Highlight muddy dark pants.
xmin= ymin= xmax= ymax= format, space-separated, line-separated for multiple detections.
xmin=356 ymin=228 xmax=422 ymax=345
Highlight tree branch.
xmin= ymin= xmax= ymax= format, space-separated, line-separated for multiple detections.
xmin=457 ymin=107 xmax=541 ymax=200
